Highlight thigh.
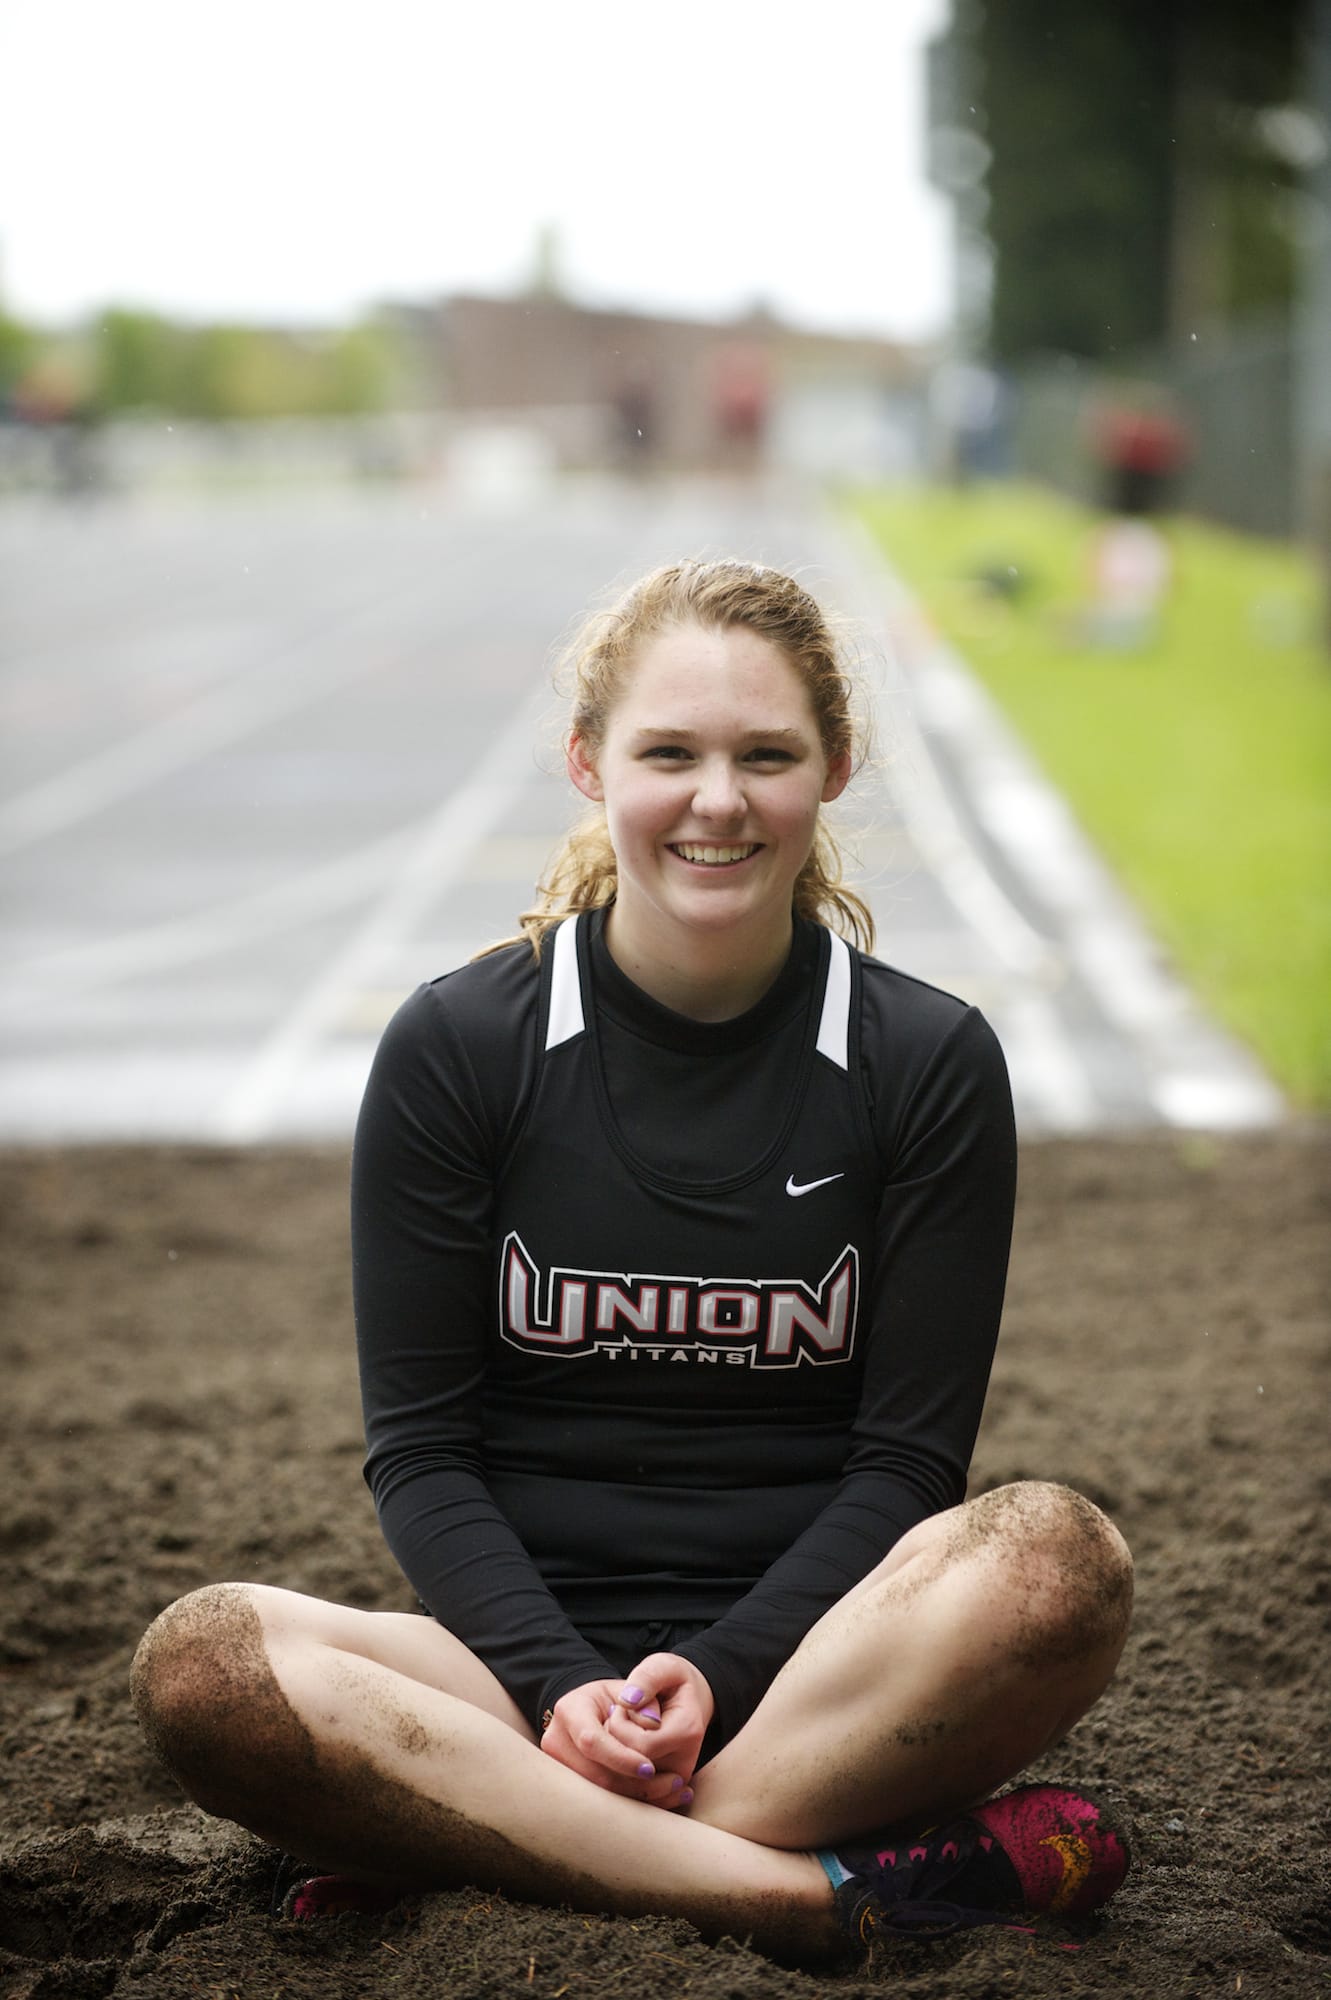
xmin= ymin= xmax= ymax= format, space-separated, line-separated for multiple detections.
xmin=835 ymin=1504 xmax=963 ymax=1608
xmin=692 ymin=1484 xmax=1131 ymax=1844
xmin=247 ymin=1584 xmax=535 ymax=1740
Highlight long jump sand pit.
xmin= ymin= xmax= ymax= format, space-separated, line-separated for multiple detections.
xmin=1 ymin=1131 xmax=1326 ymax=1998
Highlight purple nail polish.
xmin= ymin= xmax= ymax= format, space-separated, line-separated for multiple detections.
xmin=670 ymin=1775 xmax=684 ymax=1790
xmin=621 ymin=1685 xmax=645 ymax=1705
xmin=637 ymin=1760 xmax=655 ymax=1778
xmin=679 ymin=1788 xmax=694 ymax=1806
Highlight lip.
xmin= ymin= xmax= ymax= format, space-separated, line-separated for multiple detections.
xmin=667 ymin=842 xmax=764 ymax=868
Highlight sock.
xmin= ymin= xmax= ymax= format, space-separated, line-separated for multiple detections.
xmin=815 ymin=1849 xmax=853 ymax=1891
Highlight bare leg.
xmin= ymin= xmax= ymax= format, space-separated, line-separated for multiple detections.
xmin=690 ymin=1482 xmax=1133 ymax=1848
xmin=130 ymin=1481 xmax=1131 ymax=1954
xmin=130 ymin=1583 xmax=838 ymax=1959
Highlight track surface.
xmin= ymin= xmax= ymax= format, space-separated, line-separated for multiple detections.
xmin=0 ymin=477 xmax=1280 ymax=1140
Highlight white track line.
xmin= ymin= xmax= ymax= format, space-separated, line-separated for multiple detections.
xmin=1 ymin=826 xmax=415 ymax=993
xmin=821 ymin=524 xmax=1093 ymax=1131
xmin=0 ymin=576 xmax=437 ymax=857
xmin=825 ymin=515 xmax=1061 ymax=982
xmin=213 ymin=681 xmax=553 ymax=1142
xmin=873 ymin=698 xmax=1061 ymax=983
xmin=997 ymin=990 xmax=1102 ymax=1132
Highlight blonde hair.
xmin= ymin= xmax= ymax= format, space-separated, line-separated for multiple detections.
xmin=486 ymin=557 xmax=874 ymax=958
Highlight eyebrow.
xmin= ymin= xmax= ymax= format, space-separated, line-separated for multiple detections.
xmin=627 ymin=726 xmax=810 ymax=746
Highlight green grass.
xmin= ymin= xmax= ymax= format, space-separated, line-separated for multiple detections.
xmin=849 ymin=482 xmax=1331 ymax=1110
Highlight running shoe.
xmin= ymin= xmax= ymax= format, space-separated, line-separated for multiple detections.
xmin=819 ymin=1782 xmax=1131 ymax=1943
xmin=270 ymin=1851 xmax=408 ymax=1922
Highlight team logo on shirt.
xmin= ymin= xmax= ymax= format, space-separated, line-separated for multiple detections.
xmin=498 ymin=1233 xmax=858 ymax=1368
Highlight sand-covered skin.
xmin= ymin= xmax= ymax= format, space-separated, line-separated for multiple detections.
xmin=1 ymin=1132 xmax=1327 ymax=1998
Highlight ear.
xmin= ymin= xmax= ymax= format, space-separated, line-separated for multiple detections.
xmin=566 ymin=732 xmax=604 ymax=803
xmin=820 ymin=750 xmax=852 ymax=804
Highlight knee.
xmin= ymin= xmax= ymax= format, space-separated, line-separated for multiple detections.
xmin=131 ymin=1582 xmax=292 ymax=1814
xmin=971 ymin=1482 xmax=1133 ymax=1665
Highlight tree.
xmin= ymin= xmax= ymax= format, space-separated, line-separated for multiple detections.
xmin=935 ymin=0 xmax=1307 ymax=363
xmin=91 ymin=310 xmax=186 ymax=413
xmin=86 ymin=313 xmax=403 ymax=420
xmin=0 ymin=312 xmax=41 ymax=404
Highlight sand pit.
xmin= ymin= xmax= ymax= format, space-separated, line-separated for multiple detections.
xmin=1 ymin=1132 xmax=1327 ymax=1997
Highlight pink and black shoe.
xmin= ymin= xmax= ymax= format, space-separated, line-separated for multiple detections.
xmin=818 ymin=1782 xmax=1131 ymax=1943
xmin=270 ymin=1852 xmax=410 ymax=1922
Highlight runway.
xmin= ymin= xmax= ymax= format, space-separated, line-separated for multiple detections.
xmin=0 ymin=474 xmax=1281 ymax=1140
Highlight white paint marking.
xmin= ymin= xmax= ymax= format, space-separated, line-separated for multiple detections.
xmin=1151 ymin=1072 xmax=1285 ymax=1130
xmin=213 ymin=681 xmax=550 ymax=1142
xmin=997 ymin=991 xmax=1101 ymax=1133
xmin=882 ymin=718 xmax=1061 ymax=981
xmin=826 ymin=515 xmax=1061 ymax=983
xmin=2 ymin=826 xmax=414 ymax=991
xmin=0 ymin=581 xmax=427 ymax=856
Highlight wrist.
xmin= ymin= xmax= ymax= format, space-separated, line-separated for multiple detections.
xmin=672 ymin=1652 xmax=719 ymax=1733
xmin=538 ymin=1659 xmax=616 ymax=1737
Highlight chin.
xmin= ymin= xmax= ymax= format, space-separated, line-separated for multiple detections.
xmin=672 ymin=890 xmax=784 ymax=933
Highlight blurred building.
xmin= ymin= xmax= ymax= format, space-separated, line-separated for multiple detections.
xmin=0 ymin=291 xmax=932 ymax=498
xmin=391 ymin=293 xmax=930 ymax=481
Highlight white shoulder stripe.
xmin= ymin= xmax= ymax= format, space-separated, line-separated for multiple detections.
xmin=815 ymin=931 xmax=851 ymax=1070
xmin=545 ymin=916 xmax=586 ymax=1049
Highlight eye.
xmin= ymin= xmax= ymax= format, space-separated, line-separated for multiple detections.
xmin=641 ymin=744 xmax=692 ymax=762
xmin=745 ymin=745 xmax=797 ymax=766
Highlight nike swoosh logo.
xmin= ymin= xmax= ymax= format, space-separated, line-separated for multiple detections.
xmin=1040 ymin=1832 xmax=1095 ymax=1912
xmin=785 ymin=1172 xmax=845 ymax=1197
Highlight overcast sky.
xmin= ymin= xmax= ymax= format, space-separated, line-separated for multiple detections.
xmin=0 ymin=0 xmax=953 ymax=341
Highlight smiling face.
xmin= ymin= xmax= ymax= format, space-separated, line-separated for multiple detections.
xmin=566 ymin=620 xmax=851 ymax=1007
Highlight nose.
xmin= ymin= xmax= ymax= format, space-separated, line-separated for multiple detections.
xmin=691 ymin=757 xmax=746 ymax=821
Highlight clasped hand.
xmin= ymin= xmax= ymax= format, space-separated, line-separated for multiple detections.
xmin=539 ymin=1651 xmax=713 ymax=1809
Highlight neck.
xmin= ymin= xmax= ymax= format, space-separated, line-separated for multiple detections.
xmin=602 ymin=905 xmax=794 ymax=1022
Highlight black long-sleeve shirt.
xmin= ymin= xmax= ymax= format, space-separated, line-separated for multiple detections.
xmin=352 ymin=912 xmax=1016 ymax=1743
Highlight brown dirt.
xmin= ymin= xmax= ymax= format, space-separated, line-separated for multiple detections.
xmin=1 ymin=1131 xmax=1328 ymax=1999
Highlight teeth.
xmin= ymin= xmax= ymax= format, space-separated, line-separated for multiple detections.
xmin=674 ymin=844 xmax=757 ymax=865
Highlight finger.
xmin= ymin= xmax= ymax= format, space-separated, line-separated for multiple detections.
xmin=616 ymin=1682 xmax=661 ymax=1717
xmin=548 ymin=1738 xmax=667 ymax=1798
xmin=610 ymin=1703 xmax=661 ymax=1732
xmin=540 ymin=1734 xmax=616 ymax=1792
xmin=624 ymin=1652 xmax=687 ymax=1690
xmin=603 ymin=1708 xmax=663 ymax=1753
xmin=613 ymin=1699 xmax=698 ymax=1750
xmin=646 ymin=1782 xmax=696 ymax=1812
xmin=549 ymin=1714 xmax=658 ymax=1785
xmin=613 ymin=1706 xmax=661 ymax=1737
xmin=639 ymin=1771 xmax=687 ymax=1807
xmin=574 ymin=1722 xmax=658 ymax=1781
